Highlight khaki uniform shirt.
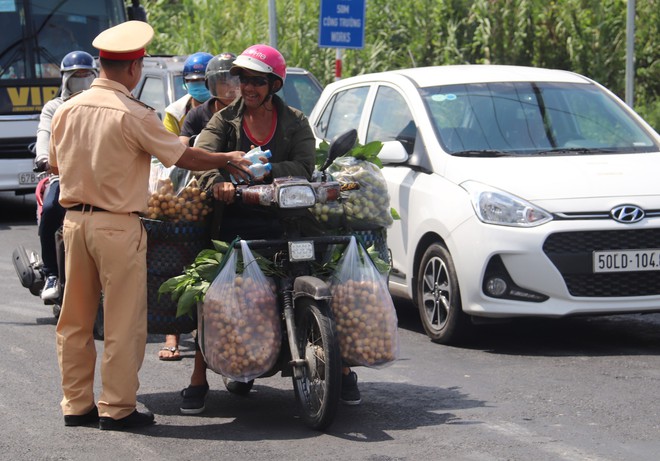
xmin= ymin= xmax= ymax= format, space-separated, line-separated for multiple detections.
xmin=49 ymin=78 xmax=186 ymax=213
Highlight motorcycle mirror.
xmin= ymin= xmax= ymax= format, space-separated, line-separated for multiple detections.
xmin=320 ymin=129 xmax=358 ymax=173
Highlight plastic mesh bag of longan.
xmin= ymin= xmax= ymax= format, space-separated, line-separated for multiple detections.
xmin=147 ymin=160 xmax=211 ymax=222
xmin=327 ymin=156 xmax=393 ymax=230
xmin=329 ymin=236 xmax=399 ymax=367
xmin=198 ymin=240 xmax=280 ymax=382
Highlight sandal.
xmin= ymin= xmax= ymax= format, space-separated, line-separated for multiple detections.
xmin=158 ymin=345 xmax=182 ymax=361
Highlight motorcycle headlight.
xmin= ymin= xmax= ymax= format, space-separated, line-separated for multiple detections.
xmin=461 ymin=180 xmax=552 ymax=227
xmin=277 ymin=184 xmax=317 ymax=208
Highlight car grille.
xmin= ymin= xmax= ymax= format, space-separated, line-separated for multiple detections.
xmin=543 ymin=229 xmax=660 ymax=297
xmin=0 ymin=136 xmax=35 ymax=159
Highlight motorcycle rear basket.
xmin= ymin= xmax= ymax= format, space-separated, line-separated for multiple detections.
xmin=351 ymin=228 xmax=390 ymax=265
xmin=142 ymin=218 xmax=211 ymax=334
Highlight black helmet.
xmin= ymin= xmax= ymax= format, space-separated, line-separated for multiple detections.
xmin=205 ymin=53 xmax=236 ymax=79
xmin=60 ymin=51 xmax=97 ymax=73
xmin=205 ymin=52 xmax=239 ymax=98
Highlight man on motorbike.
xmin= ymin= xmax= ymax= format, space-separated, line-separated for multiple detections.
xmin=158 ymin=51 xmax=215 ymax=361
xmin=34 ymin=51 xmax=98 ymax=300
xmin=179 ymin=44 xmax=362 ymax=415
xmin=163 ymin=51 xmax=214 ymax=136
xmin=179 ymin=52 xmax=240 ymax=146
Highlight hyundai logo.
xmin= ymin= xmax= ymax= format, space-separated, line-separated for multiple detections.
xmin=610 ymin=205 xmax=645 ymax=223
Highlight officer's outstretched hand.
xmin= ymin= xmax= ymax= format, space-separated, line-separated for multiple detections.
xmin=223 ymin=150 xmax=252 ymax=184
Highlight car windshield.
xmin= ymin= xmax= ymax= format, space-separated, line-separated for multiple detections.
xmin=420 ymin=82 xmax=658 ymax=156
xmin=278 ymin=72 xmax=322 ymax=116
xmin=174 ymin=75 xmax=187 ymax=101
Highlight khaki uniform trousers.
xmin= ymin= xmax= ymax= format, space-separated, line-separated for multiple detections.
xmin=56 ymin=210 xmax=147 ymax=420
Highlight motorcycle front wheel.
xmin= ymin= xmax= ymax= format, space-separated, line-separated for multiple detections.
xmin=292 ymin=298 xmax=341 ymax=431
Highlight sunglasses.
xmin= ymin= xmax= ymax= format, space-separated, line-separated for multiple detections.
xmin=239 ymin=75 xmax=269 ymax=87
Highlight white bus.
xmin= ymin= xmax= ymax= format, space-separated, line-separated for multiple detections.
xmin=0 ymin=0 xmax=145 ymax=195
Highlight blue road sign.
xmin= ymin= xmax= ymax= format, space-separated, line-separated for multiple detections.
xmin=318 ymin=0 xmax=366 ymax=49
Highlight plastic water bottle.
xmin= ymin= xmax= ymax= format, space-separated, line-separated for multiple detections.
xmin=249 ymin=162 xmax=272 ymax=178
xmin=243 ymin=148 xmax=272 ymax=164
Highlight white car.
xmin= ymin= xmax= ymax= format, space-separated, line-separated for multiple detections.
xmin=308 ymin=65 xmax=660 ymax=344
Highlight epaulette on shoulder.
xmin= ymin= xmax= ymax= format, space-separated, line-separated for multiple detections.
xmin=63 ymin=91 xmax=84 ymax=101
xmin=127 ymin=94 xmax=155 ymax=111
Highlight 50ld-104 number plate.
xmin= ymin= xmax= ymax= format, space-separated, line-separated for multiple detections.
xmin=593 ymin=249 xmax=660 ymax=273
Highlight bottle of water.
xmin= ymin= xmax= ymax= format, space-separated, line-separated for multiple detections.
xmin=230 ymin=149 xmax=272 ymax=183
xmin=243 ymin=148 xmax=272 ymax=164
xmin=249 ymin=161 xmax=272 ymax=178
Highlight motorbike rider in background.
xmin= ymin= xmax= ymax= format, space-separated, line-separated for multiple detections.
xmin=158 ymin=53 xmax=239 ymax=362
xmin=178 ymin=52 xmax=239 ymax=146
xmin=34 ymin=51 xmax=98 ymax=300
xmin=162 ymin=51 xmax=214 ymax=136
xmin=159 ymin=51 xmax=215 ymax=361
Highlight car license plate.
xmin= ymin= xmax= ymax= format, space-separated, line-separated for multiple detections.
xmin=18 ymin=172 xmax=39 ymax=185
xmin=593 ymin=249 xmax=660 ymax=273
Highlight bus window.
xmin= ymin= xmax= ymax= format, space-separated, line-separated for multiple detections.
xmin=0 ymin=0 xmax=131 ymax=195
xmin=2 ymin=0 xmax=125 ymax=84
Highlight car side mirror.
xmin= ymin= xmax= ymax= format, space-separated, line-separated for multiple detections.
xmin=378 ymin=140 xmax=409 ymax=164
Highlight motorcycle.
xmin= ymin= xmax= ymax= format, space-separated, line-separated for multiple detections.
xmin=12 ymin=169 xmax=104 ymax=339
xmin=198 ymin=129 xmax=381 ymax=430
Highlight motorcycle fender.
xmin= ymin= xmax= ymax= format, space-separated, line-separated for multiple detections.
xmin=293 ymin=276 xmax=332 ymax=301
xmin=12 ymin=245 xmax=41 ymax=289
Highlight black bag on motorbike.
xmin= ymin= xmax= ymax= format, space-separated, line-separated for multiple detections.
xmin=143 ymin=218 xmax=211 ymax=334
xmin=198 ymin=240 xmax=280 ymax=382
xmin=12 ymin=245 xmax=43 ymax=294
xmin=329 ymin=236 xmax=399 ymax=367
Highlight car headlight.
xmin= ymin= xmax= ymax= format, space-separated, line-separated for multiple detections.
xmin=461 ymin=180 xmax=552 ymax=227
xmin=276 ymin=181 xmax=317 ymax=208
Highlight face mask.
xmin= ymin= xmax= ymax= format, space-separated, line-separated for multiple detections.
xmin=66 ymin=76 xmax=95 ymax=95
xmin=187 ymin=81 xmax=211 ymax=103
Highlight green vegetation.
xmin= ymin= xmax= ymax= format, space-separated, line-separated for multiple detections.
xmin=138 ymin=0 xmax=659 ymax=130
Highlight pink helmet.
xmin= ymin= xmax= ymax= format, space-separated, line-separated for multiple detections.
xmin=230 ymin=44 xmax=286 ymax=84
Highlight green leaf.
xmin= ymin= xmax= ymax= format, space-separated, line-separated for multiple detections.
xmin=338 ymin=141 xmax=384 ymax=168
xmin=372 ymin=258 xmax=391 ymax=274
xmin=367 ymin=245 xmax=391 ymax=275
xmin=211 ymin=240 xmax=230 ymax=253
xmin=367 ymin=156 xmax=383 ymax=168
xmin=195 ymin=248 xmax=222 ymax=262
xmin=361 ymin=140 xmax=384 ymax=158
xmin=195 ymin=262 xmax=220 ymax=282
xmin=315 ymin=140 xmax=331 ymax=168
xmin=158 ymin=274 xmax=189 ymax=295
xmin=391 ymin=208 xmax=401 ymax=220
xmin=176 ymin=285 xmax=204 ymax=319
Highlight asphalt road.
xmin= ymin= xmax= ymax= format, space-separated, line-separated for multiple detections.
xmin=1 ymin=191 xmax=660 ymax=461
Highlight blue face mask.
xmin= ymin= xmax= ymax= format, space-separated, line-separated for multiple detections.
xmin=187 ymin=81 xmax=211 ymax=103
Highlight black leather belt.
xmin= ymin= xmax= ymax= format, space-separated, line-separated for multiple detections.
xmin=68 ymin=204 xmax=110 ymax=212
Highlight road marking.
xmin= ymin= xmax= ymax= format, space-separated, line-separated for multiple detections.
xmin=485 ymin=420 xmax=614 ymax=461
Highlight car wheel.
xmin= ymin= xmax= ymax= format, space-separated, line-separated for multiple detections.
xmin=416 ymin=243 xmax=469 ymax=344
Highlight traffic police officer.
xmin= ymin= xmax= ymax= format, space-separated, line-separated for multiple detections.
xmin=49 ymin=20 xmax=252 ymax=430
